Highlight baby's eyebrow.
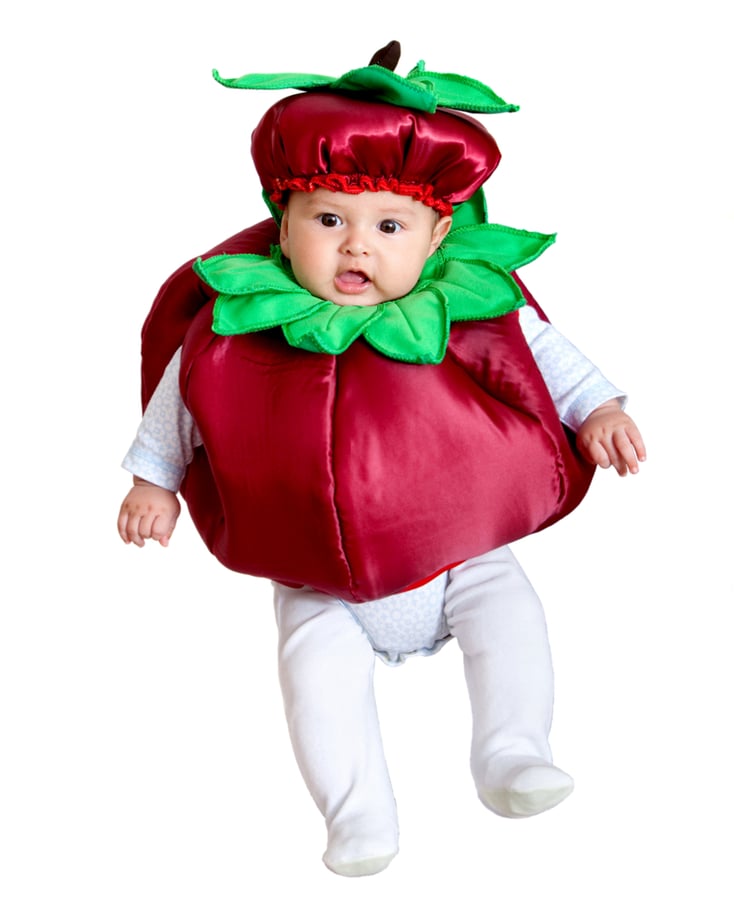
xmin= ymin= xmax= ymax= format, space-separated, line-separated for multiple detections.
xmin=371 ymin=205 xmax=418 ymax=219
xmin=297 ymin=193 xmax=424 ymax=223
xmin=305 ymin=203 xmax=345 ymax=218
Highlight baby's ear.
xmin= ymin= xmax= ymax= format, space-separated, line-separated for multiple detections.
xmin=279 ymin=208 xmax=290 ymax=254
xmin=431 ymin=215 xmax=452 ymax=252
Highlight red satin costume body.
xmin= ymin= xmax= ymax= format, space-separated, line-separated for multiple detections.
xmin=140 ymin=219 xmax=594 ymax=604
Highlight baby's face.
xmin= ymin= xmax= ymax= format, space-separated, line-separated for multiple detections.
xmin=279 ymin=189 xmax=451 ymax=307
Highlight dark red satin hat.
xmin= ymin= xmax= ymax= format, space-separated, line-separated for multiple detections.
xmin=250 ymin=91 xmax=501 ymax=216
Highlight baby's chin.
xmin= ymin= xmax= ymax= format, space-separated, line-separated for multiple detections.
xmin=330 ymin=296 xmax=384 ymax=308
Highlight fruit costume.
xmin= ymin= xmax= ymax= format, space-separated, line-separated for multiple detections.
xmin=138 ymin=47 xmax=596 ymax=604
xmin=124 ymin=45 xmax=625 ymax=875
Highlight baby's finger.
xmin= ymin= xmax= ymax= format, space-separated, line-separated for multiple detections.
xmin=616 ymin=429 xmax=646 ymax=475
xmin=121 ymin=512 xmax=146 ymax=547
xmin=136 ymin=510 xmax=159 ymax=543
xmin=605 ymin=440 xmax=628 ymax=476
xmin=118 ymin=509 xmax=138 ymax=546
xmin=629 ymin=425 xmax=647 ymax=463
xmin=150 ymin=513 xmax=177 ymax=547
xmin=587 ymin=440 xmax=611 ymax=469
xmin=609 ymin=435 xmax=634 ymax=475
xmin=117 ymin=510 xmax=131 ymax=544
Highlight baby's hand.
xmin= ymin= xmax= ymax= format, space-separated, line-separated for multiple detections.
xmin=117 ymin=478 xmax=181 ymax=547
xmin=576 ymin=402 xmax=646 ymax=476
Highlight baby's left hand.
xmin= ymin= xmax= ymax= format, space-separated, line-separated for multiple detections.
xmin=576 ymin=401 xmax=646 ymax=476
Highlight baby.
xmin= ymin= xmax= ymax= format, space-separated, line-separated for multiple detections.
xmin=118 ymin=48 xmax=645 ymax=877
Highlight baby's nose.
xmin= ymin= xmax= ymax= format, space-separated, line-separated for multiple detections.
xmin=339 ymin=226 xmax=370 ymax=255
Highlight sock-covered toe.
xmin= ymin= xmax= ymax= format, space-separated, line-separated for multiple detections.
xmin=323 ymin=818 xmax=398 ymax=877
xmin=478 ymin=756 xmax=574 ymax=818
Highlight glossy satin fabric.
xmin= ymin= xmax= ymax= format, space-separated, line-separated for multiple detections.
xmin=250 ymin=93 xmax=501 ymax=213
xmin=140 ymin=221 xmax=594 ymax=604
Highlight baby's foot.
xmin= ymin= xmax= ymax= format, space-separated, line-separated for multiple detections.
xmin=477 ymin=755 xmax=574 ymax=818
xmin=324 ymin=851 xmax=397 ymax=878
xmin=323 ymin=816 xmax=398 ymax=877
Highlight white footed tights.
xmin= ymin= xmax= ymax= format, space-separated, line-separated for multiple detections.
xmin=273 ymin=546 xmax=573 ymax=877
xmin=273 ymin=585 xmax=399 ymax=877
xmin=444 ymin=548 xmax=574 ymax=818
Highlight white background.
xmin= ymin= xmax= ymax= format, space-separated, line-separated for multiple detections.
xmin=2 ymin=1 xmax=732 ymax=903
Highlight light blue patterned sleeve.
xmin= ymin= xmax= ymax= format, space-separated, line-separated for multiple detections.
xmin=518 ymin=305 xmax=627 ymax=431
xmin=121 ymin=349 xmax=202 ymax=492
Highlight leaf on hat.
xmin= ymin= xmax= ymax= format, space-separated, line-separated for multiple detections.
xmin=406 ymin=62 xmax=519 ymax=114
xmin=211 ymin=70 xmax=334 ymax=91
xmin=211 ymin=55 xmax=518 ymax=115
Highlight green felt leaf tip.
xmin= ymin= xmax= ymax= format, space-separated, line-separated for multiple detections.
xmin=442 ymin=224 xmax=555 ymax=271
xmin=283 ymin=304 xmax=381 ymax=354
xmin=364 ymin=293 xmax=450 ymax=364
xmin=406 ymin=66 xmax=519 ymax=113
xmin=211 ymin=69 xmax=333 ymax=91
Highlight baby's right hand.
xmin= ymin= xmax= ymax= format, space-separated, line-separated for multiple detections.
xmin=117 ymin=478 xmax=181 ymax=548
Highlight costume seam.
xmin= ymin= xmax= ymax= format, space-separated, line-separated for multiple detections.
xmin=326 ymin=358 xmax=358 ymax=598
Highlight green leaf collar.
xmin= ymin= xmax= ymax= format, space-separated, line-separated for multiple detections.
xmin=193 ymin=224 xmax=553 ymax=365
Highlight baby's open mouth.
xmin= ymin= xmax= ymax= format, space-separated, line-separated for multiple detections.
xmin=335 ymin=270 xmax=371 ymax=293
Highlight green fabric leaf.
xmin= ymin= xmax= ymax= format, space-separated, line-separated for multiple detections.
xmin=195 ymin=253 xmax=301 ymax=294
xmin=364 ymin=291 xmax=450 ymax=364
xmin=212 ymin=291 xmax=327 ymax=336
xmin=211 ymin=70 xmax=334 ymax=91
xmin=442 ymin=260 xmax=524 ymax=322
xmin=442 ymin=224 xmax=556 ymax=271
xmin=406 ymin=62 xmax=519 ymax=113
xmin=283 ymin=303 xmax=381 ymax=355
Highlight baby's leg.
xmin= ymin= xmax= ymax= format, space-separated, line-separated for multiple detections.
xmin=273 ymin=584 xmax=399 ymax=876
xmin=444 ymin=547 xmax=574 ymax=818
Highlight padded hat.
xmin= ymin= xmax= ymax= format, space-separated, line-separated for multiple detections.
xmin=250 ymin=91 xmax=501 ymax=217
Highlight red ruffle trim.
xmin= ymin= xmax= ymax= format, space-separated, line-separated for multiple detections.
xmin=270 ymin=174 xmax=453 ymax=217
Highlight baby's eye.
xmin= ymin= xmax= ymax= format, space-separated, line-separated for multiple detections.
xmin=318 ymin=213 xmax=342 ymax=227
xmin=378 ymin=219 xmax=402 ymax=234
